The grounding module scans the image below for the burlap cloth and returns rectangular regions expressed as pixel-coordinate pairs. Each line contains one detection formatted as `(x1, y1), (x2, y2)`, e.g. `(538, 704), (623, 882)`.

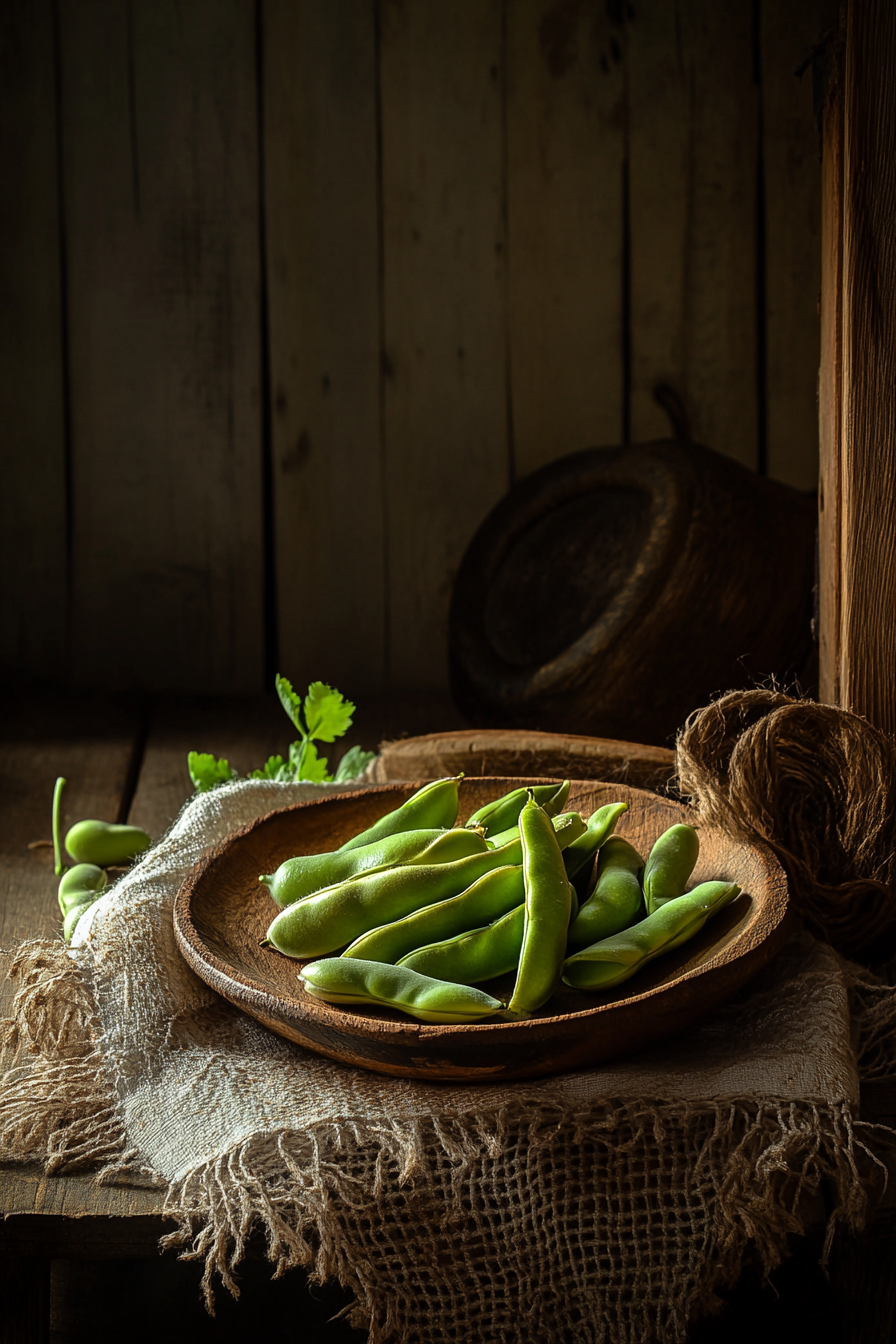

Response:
(2, 779), (895, 1344)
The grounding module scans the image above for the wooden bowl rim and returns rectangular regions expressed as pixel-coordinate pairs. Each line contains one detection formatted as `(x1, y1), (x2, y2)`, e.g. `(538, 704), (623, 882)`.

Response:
(173, 779), (791, 1044)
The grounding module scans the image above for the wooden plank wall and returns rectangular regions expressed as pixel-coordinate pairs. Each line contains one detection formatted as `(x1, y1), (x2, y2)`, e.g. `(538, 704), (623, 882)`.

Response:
(1, 0), (829, 700)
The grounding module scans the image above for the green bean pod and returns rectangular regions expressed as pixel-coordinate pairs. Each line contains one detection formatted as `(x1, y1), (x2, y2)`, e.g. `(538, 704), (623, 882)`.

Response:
(343, 864), (525, 965)
(65, 820), (151, 867)
(464, 781), (570, 837)
(63, 900), (97, 942)
(567, 835), (645, 952)
(267, 839), (524, 960)
(505, 795), (573, 1019)
(563, 801), (630, 893)
(338, 777), (462, 852)
(399, 904), (525, 985)
(299, 958), (503, 1024)
(58, 863), (107, 916)
(261, 827), (487, 908)
(562, 880), (742, 992)
(643, 824), (700, 914)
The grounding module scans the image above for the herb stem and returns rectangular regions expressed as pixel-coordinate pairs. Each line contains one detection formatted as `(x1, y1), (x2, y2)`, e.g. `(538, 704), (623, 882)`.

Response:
(52, 776), (68, 877)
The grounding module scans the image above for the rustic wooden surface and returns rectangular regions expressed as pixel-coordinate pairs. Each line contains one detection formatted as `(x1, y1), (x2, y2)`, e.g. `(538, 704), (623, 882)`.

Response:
(818, 0), (896, 736)
(2, 0), (831, 699)
(0, 694), (892, 1341)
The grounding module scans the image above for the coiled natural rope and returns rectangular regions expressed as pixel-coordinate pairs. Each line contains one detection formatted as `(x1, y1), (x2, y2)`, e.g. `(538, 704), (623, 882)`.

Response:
(675, 689), (896, 963)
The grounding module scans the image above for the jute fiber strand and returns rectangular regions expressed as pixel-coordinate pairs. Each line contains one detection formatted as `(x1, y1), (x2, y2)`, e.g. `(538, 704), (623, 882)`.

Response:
(0, 764), (893, 1344)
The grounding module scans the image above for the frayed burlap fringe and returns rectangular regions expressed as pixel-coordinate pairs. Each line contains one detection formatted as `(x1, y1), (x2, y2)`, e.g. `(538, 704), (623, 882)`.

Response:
(1, 937), (893, 1344)
(676, 689), (896, 962)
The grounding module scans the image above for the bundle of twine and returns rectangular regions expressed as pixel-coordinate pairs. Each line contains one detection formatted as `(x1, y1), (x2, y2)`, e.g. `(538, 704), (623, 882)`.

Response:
(675, 689), (896, 964)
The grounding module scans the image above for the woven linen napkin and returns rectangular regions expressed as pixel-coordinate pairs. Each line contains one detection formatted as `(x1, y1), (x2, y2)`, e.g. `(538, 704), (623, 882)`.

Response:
(0, 780), (882, 1344)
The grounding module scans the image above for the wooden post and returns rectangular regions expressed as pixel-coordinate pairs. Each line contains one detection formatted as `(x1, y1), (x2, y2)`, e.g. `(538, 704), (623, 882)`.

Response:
(819, 0), (896, 733)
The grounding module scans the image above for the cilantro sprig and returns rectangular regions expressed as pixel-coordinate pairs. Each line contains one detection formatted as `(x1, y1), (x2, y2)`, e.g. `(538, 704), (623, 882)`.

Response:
(187, 676), (375, 794)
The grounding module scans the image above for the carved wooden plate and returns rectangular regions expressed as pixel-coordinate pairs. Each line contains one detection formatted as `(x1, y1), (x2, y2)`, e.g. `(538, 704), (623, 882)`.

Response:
(173, 778), (792, 1081)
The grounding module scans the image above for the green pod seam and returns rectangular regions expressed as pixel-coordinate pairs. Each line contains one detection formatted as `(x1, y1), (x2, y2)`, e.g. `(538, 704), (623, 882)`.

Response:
(339, 777), (462, 852)
(399, 904), (525, 985)
(486, 807), (586, 852)
(506, 796), (573, 1019)
(464, 781), (571, 837)
(63, 897), (98, 943)
(562, 880), (742, 992)
(266, 838), (526, 960)
(343, 864), (525, 965)
(643, 824), (700, 914)
(567, 835), (645, 952)
(58, 863), (107, 916)
(261, 827), (486, 909)
(65, 820), (151, 867)
(563, 802), (630, 891)
(299, 957), (503, 1024)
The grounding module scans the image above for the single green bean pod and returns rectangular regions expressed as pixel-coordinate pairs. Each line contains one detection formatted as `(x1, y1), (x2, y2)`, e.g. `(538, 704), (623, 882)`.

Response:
(266, 838), (525, 960)
(567, 835), (644, 952)
(563, 801), (630, 894)
(57, 863), (107, 916)
(465, 780), (570, 838)
(63, 899), (97, 943)
(399, 904), (525, 985)
(505, 795), (573, 1019)
(562, 880), (741, 992)
(299, 957), (503, 1024)
(343, 864), (525, 965)
(339, 776), (462, 852)
(260, 826), (486, 909)
(643, 824), (700, 914)
(485, 807), (587, 852)
(65, 819), (151, 867)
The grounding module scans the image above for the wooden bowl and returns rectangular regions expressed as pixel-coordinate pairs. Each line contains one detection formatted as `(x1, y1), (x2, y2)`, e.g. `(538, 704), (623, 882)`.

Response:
(173, 778), (792, 1081)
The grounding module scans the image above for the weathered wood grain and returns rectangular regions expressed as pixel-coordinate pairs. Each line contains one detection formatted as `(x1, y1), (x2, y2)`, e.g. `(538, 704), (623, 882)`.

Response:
(627, 0), (759, 468)
(59, 0), (265, 695)
(379, 0), (509, 690)
(263, 0), (385, 696)
(830, 0), (896, 735)
(761, 0), (833, 489)
(0, 0), (68, 686)
(506, 0), (625, 476)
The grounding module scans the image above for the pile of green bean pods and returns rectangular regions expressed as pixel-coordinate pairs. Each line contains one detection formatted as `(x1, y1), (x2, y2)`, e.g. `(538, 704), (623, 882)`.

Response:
(262, 779), (742, 1025)
(52, 776), (152, 942)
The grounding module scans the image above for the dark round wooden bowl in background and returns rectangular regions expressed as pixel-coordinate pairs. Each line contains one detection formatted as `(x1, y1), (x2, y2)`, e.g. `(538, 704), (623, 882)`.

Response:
(173, 778), (792, 1082)
(449, 440), (817, 746)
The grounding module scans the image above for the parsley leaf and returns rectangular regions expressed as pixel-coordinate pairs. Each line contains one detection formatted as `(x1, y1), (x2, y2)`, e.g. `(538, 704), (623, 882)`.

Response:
(294, 741), (331, 784)
(249, 755), (289, 781)
(275, 675), (306, 734)
(334, 745), (376, 782)
(303, 682), (355, 743)
(188, 752), (235, 793)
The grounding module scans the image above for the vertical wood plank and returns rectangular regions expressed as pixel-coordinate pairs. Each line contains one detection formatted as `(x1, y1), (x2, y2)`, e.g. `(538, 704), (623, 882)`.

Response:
(834, 0), (896, 733)
(380, 0), (509, 690)
(263, 1), (384, 697)
(0, 0), (67, 684)
(60, 0), (264, 694)
(817, 24), (843, 707)
(761, 0), (833, 490)
(506, 0), (626, 477)
(627, 0), (759, 468)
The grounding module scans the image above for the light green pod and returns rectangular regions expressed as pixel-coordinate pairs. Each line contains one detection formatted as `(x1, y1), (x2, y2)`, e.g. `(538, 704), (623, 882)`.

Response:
(399, 904), (525, 985)
(567, 835), (644, 952)
(343, 864), (525, 964)
(58, 863), (107, 916)
(506, 796), (573, 1019)
(339, 777), (462, 852)
(465, 781), (570, 837)
(563, 801), (630, 892)
(562, 881), (742, 992)
(260, 827), (486, 908)
(63, 898), (97, 942)
(299, 958), (503, 1024)
(643, 824), (700, 914)
(266, 838), (526, 960)
(65, 820), (151, 867)
(486, 808), (587, 852)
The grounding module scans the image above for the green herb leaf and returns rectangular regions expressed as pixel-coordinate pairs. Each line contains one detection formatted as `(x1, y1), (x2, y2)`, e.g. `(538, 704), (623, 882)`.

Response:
(334, 746), (376, 782)
(188, 752), (235, 793)
(303, 681), (355, 743)
(250, 755), (289, 781)
(275, 675), (306, 735)
(294, 741), (331, 784)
